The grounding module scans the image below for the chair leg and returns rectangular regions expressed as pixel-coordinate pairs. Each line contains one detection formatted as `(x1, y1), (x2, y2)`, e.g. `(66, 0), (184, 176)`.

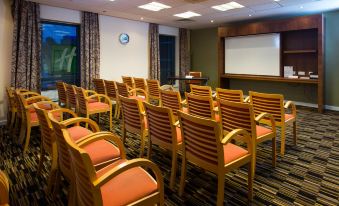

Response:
(216, 173), (225, 206)
(38, 147), (46, 174)
(280, 126), (286, 156)
(272, 136), (277, 167)
(293, 121), (297, 145)
(248, 160), (254, 201)
(9, 112), (16, 132)
(169, 150), (178, 190)
(147, 139), (152, 159)
(122, 126), (126, 144)
(109, 110), (112, 132)
(85, 114), (89, 129)
(23, 125), (32, 153)
(139, 133), (146, 157)
(68, 180), (77, 206)
(178, 155), (187, 197)
(252, 144), (257, 176)
(18, 120), (26, 145)
(47, 150), (58, 194)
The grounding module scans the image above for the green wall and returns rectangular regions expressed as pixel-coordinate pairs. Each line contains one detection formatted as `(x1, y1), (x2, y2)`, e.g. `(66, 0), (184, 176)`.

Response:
(190, 28), (218, 88)
(190, 10), (339, 106)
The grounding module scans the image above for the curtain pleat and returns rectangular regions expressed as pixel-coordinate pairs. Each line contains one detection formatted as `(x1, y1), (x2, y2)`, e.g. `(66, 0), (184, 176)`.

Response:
(149, 23), (160, 80)
(11, 0), (41, 91)
(80, 11), (100, 89)
(179, 28), (191, 89)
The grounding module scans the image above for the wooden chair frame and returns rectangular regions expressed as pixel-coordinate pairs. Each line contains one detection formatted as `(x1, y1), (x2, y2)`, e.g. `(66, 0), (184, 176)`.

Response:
(56, 81), (67, 107)
(216, 88), (250, 103)
(65, 84), (78, 113)
(159, 89), (186, 117)
(104, 80), (119, 118)
(185, 92), (217, 120)
(64, 131), (163, 206)
(122, 76), (135, 90)
(75, 87), (113, 131)
(144, 102), (182, 190)
(190, 84), (212, 97)
(218, 99), (277, 170)
(18, 92), (52, 153)
(5, 87), (17, 132)
(249, 91), (297, 156)
(33, 101), (60, 194)
(93, 78), (107, 95)
(119, 95), (148, 157)
(178, 111), (254, 205)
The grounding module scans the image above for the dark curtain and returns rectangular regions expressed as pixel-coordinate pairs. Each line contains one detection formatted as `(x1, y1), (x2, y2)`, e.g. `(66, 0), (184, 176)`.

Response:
(80, 11), (100, 89)
(11, 0), (41, 91)
(179, 28), (191, 89)
(149, 23), (160, 80)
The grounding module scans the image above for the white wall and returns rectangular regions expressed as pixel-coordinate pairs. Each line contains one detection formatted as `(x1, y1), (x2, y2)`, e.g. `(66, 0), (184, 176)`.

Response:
(0, 0), (13, 123)
(40, 5), (81, 23)
(100, 16), (149, 81)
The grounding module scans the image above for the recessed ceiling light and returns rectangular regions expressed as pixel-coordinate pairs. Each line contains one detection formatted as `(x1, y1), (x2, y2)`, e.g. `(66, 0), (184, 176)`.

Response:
(138, 2), (171, 11)
(174, 11), (201, 18)
(273, 0), (280, 2)
(109, 0), (115, 1)
(140, 17), (144, 20)
(210, 20), (214, 23)
(212, 1), (244, 11)
(300, 5), (304, 9)
(249, 14), (252, 16)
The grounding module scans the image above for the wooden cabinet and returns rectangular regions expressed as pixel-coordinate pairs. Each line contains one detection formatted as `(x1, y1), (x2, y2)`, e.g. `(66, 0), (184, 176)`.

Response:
(218, 14), (324, 112)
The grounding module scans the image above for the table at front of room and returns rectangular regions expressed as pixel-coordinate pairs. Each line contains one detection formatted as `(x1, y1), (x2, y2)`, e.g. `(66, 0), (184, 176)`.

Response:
(167, 76), (209, 86)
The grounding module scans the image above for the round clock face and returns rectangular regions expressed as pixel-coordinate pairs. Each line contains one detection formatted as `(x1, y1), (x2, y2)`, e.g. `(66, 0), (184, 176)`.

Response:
(119, 33), (129, 44)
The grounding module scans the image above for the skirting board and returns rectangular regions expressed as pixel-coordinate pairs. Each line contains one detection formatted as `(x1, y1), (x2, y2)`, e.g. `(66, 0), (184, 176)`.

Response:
(0, 102), (338, 126)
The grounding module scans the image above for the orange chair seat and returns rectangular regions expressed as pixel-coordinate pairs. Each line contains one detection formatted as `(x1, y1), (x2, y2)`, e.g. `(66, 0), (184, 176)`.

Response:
(82, 140), (121, 165)
(213, 100), (218, 107)
(215, 114), (220, 122)
(30, 111), (60, 123)
(97, 159), (158, 206)
(88, 102), (110, 112)
(223, 143), (248, 164)
(67, 126), (93, 142)
(285, 114), (295, 122)
(256, 125), (273, 137)
(88, 98), (98, 103)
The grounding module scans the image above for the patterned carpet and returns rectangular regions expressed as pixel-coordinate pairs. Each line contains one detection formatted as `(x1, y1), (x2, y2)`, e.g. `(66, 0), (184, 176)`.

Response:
(0, 106), (338, 206)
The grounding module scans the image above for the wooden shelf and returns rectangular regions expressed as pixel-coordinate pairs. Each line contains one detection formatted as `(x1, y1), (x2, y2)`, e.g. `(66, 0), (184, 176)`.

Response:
(221, 74), (319, 84)
(283, 50), (317, 54)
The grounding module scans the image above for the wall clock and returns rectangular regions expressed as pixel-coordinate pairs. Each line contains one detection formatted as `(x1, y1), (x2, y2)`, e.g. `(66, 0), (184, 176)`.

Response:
(119, 33), (129, 45)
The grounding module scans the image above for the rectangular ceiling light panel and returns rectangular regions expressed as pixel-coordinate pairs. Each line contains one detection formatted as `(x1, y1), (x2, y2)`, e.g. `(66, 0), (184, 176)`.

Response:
(174, 11), (201, 18)
(138, 2), (171, 11)
(212, 1), (244, 11)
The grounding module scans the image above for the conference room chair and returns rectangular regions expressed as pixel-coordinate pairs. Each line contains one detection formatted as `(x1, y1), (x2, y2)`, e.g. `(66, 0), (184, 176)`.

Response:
(56, 81), (67, 107)
(134, 77), (147, 91)
(144, 102), (182, 190)
(178, 111), (254, 205)
(93, 78), (107, 95)
(65, 84), (78, 113)
(75, 87), (113, 131)
(5, 87), (17, 132)
(104, 80), (119, 118)
(18, 92), (52, 153)
(119, 95), (148, 157)
(185, 92), (219, 122)
(122, 76), (134, 89)
(159, 89), (186, 117)
(216, 88), (250, 103)
(64, 131), (164, 206)
(249, 91), (297, 156)
(0, 170), (9, 206)
(146, 79), (174, 105)
(116, 82), (148, 102)
(218, 99), (277, 169)
(190, 84), (218, 106)
(48, 110), (124, 205)
(33, 101), (61, 194)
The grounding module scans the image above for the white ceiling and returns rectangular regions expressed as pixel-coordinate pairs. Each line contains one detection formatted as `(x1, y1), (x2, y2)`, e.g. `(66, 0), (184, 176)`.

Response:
(31, 0), (339, 29)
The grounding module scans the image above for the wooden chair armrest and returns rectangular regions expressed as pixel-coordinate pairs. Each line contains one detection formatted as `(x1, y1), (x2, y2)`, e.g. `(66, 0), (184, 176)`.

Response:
(33, 101), (59, 109)
(16, 89), (30, 93)
(255, 112), (276, 132)
(212, 93), (217, 99)
(221, 129), (252, 148)
(244, 96), (250, 103)
(76, 132), (126, 159)
(60, 117), (100, 132)
(25, 96), (51, 105)
(181, 99), (187, 106)
(49, 108), (78, 119)
(173, 120), (180, 127)
(85, 90), (97, 96)
(284, 101), (297, 116)
(93, 158), (163, 190)
(87, 94), (112, 106)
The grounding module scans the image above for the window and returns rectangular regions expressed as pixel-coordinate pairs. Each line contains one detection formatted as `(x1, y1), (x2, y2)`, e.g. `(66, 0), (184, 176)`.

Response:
(159, 35), (176, 85)
(41, 22), (80, 93)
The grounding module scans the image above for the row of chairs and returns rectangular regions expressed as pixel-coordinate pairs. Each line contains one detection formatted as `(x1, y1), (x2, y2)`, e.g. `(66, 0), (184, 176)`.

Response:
(10, 88), (165, 205)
